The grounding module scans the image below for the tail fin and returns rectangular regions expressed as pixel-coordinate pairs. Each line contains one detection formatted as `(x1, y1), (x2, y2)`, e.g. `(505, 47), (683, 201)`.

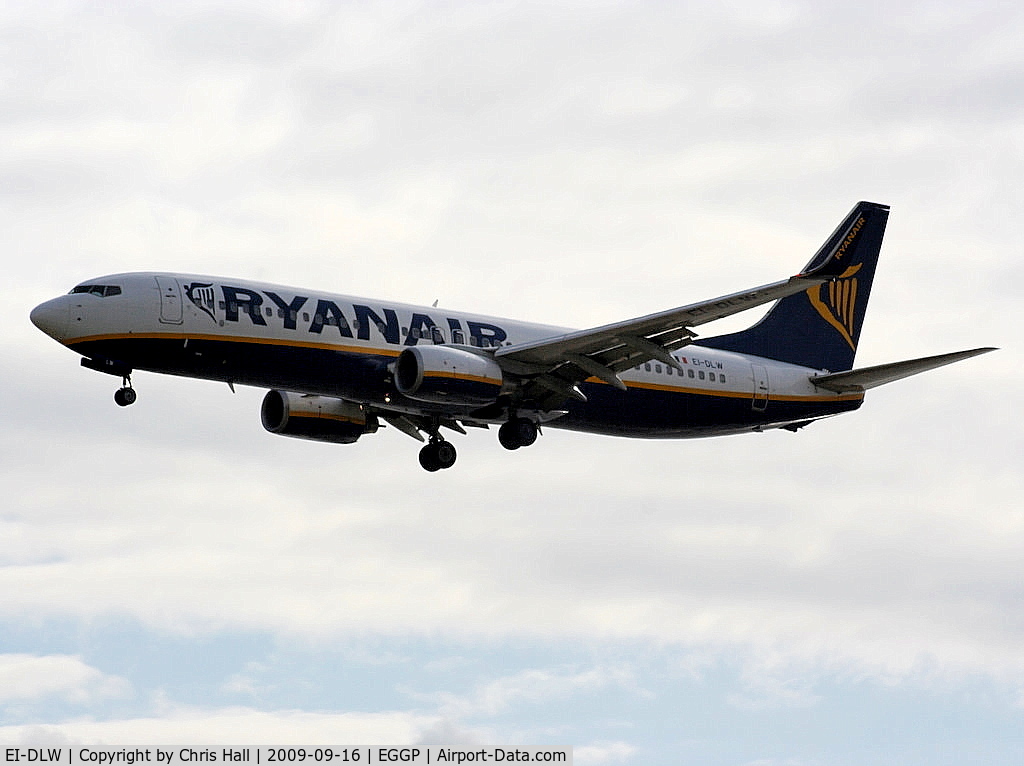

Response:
(698, 201), (890, 371)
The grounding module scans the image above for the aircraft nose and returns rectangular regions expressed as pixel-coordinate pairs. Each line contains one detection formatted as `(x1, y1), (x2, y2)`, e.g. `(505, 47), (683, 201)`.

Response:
(30, 297), (70, 341)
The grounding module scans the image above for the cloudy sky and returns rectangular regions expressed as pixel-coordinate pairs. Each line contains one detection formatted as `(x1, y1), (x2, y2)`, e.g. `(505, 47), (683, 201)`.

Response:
(2, 1), (1022, 763)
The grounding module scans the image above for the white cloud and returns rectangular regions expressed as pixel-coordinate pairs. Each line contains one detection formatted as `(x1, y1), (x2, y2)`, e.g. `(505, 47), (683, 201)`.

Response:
(575, 741), (638, 765)
(424, 665), (642, 719)
(0, 654), (130, 705)
(0, 706), (438, 748)
(726, 665), (822, 711)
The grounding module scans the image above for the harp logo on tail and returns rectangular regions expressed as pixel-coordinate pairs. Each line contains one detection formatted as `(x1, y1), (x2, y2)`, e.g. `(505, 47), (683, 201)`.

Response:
(807, 264), (862, 351)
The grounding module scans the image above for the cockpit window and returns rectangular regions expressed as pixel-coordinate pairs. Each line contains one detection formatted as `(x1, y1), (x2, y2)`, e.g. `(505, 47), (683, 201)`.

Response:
(70, 285), (122, 297)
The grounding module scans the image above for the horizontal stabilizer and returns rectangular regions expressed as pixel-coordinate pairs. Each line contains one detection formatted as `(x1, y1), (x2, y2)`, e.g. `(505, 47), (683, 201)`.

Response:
(810, 347), (997, 392)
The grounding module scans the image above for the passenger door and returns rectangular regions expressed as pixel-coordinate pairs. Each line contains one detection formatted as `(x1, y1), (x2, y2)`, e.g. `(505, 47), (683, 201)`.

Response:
(751, 364), (769, 412)
(156, 275), (183, 324)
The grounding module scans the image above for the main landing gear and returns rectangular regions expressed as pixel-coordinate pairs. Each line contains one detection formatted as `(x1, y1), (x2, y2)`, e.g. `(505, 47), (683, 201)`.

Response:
(498, 417), (538, 451)
(113, 375), (137, 407)
(415, 415), (539, 472)
(419, 437), (457, 472)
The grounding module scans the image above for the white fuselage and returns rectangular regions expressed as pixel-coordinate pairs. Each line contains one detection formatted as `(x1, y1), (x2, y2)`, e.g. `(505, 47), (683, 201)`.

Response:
(31, 272), (862, 439)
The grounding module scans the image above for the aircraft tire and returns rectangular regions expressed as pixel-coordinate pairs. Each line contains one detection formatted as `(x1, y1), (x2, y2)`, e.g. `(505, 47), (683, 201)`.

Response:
(419, 440), (456, 471)
(114, 387), (137, 407)
(419, 444), (442, 472)
(513, 418), (537, 447)
(499, 418), (536, 450)
(498, 421), (521, 450)
(436, 440), (457, 469)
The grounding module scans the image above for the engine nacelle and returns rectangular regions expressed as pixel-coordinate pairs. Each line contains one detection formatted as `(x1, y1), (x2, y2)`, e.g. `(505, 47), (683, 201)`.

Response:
(261, 390), (379, 444)
(395, 345), (504, 405)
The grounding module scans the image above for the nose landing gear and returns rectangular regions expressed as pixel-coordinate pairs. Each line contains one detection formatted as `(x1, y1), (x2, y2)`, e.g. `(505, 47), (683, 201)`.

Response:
(80, 358), (137, 407)
(419, 437), (457, 472)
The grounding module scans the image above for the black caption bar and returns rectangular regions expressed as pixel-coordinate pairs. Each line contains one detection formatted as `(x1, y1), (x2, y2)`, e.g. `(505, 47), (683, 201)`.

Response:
(3, 748), (572, 766)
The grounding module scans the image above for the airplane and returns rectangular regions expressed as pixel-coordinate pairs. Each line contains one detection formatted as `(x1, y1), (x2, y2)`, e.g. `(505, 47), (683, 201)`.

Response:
(30, 201), (994, 471)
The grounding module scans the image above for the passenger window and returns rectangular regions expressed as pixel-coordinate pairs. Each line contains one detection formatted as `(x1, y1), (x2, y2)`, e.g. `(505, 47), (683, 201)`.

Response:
(655, 364), (662, 374)
(303, 312), (310, 322)
(699, 371), (705, 380)
(720, 374), (726, 384)
(708, 373), (715, 382)
(687, 369), (694, 378)
(644, 363), (651, 372)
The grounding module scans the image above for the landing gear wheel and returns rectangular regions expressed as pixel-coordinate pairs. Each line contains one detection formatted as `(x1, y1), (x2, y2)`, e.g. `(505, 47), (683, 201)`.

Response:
(114, 386), (137, 407)
(435, 440), (457, 469)
(418, 445), (441, 472)
(498, 421), (520, 450)
(514, 418), (538, 447)
(419, 439), (457, 472)
(498, 417), (537, 450)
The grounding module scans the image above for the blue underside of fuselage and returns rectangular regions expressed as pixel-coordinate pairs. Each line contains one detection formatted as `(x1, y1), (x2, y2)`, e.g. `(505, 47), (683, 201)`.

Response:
(69, 336), (862, 437)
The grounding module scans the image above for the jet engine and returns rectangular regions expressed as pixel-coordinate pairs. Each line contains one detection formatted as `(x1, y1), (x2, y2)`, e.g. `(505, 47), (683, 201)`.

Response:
(261, 390), (379, 444)
(395, 345), (503, 405)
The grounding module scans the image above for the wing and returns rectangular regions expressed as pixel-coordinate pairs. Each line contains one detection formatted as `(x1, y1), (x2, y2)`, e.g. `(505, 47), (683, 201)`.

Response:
(493, 202), (882, 406)
(493, 276), (821, 404)
(494, 273), (846, 405)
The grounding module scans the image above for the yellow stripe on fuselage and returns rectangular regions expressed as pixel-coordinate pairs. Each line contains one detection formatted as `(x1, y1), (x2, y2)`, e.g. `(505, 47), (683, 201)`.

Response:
(586, 377), (864, 403)
(68, 330), (402, 358)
